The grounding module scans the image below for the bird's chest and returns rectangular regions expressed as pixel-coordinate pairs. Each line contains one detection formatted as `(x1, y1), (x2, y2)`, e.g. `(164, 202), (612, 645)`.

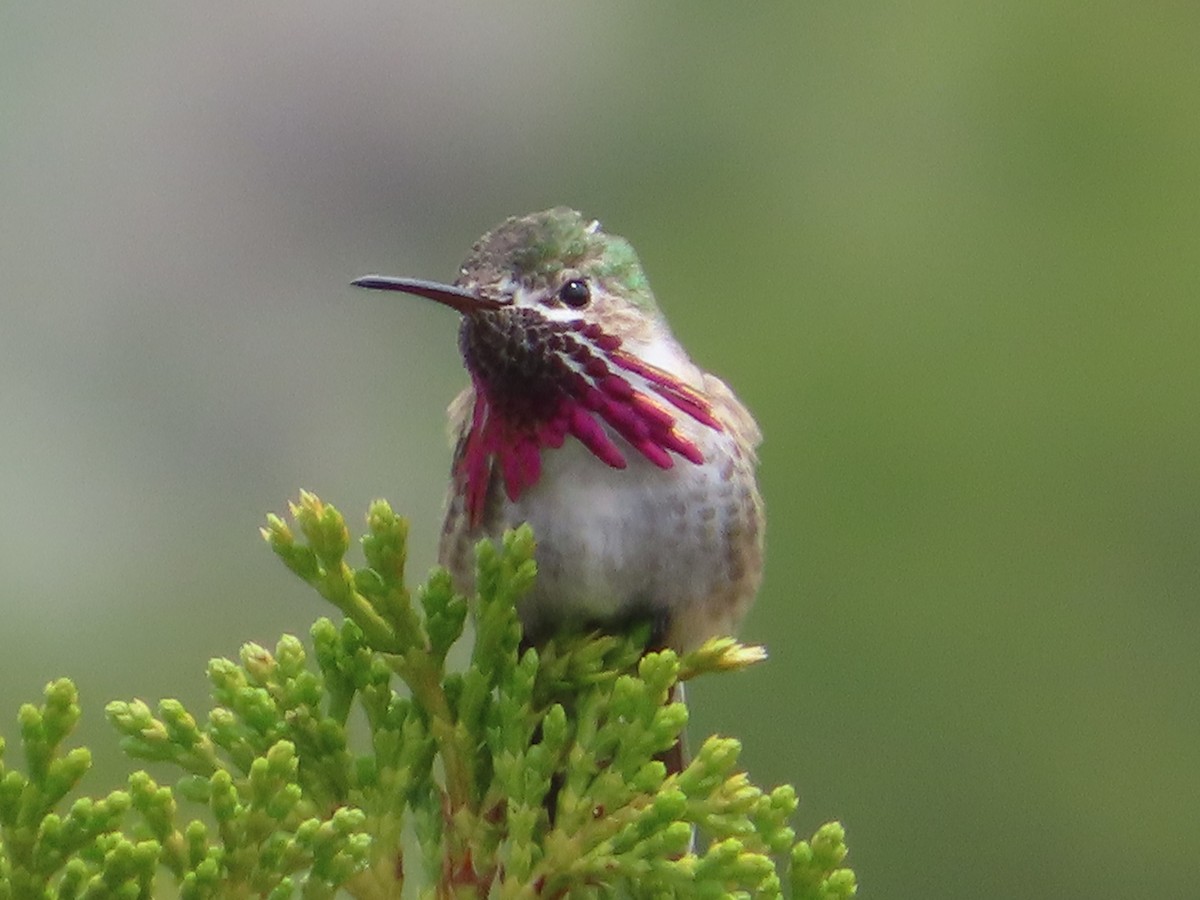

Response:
(443, 426), (747, 639)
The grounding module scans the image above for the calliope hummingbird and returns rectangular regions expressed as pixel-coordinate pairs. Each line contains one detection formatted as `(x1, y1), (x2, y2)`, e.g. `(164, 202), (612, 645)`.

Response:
(354, 208), (764, 653)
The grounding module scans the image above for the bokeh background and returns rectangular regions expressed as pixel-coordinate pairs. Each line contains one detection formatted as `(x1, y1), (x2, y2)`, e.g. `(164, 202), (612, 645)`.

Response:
(3, 4), (1197, 896)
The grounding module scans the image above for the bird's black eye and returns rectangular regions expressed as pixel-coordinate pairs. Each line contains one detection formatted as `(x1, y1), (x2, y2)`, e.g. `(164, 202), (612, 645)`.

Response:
(558, 278), (591, 308)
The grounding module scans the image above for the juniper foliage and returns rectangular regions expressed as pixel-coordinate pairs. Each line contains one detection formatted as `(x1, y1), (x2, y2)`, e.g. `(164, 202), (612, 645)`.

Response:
(0, 493), (855, 898)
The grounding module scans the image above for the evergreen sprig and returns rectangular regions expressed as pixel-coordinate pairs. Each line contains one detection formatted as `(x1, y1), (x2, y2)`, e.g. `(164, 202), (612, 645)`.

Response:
(0, 492), (856, 897)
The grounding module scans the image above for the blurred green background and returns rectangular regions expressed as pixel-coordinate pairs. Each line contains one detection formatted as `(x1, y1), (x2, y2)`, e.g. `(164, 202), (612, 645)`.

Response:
(2, 4), (1197, 896)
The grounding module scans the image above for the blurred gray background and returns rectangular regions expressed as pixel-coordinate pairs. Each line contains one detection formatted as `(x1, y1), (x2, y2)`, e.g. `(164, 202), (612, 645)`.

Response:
(2, 4), (1198, 897)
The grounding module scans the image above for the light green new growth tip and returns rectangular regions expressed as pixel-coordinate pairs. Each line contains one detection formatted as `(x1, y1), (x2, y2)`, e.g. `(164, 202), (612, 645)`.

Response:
(0, 493), (855, 898)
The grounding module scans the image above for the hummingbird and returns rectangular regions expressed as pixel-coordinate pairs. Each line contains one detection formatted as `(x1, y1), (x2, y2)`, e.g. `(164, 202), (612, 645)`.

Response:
(354, 208), (764, 654)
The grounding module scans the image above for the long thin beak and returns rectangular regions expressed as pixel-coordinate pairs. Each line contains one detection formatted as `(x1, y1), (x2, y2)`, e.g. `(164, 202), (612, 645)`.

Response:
(351, 275), (502, 313)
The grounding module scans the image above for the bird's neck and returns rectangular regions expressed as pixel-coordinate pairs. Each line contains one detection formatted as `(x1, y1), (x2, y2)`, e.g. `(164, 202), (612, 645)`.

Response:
(455, 336), (723, 528)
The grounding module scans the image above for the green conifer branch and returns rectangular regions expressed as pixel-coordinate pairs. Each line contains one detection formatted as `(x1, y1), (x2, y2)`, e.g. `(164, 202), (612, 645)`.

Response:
(0, 493), (856, 897)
